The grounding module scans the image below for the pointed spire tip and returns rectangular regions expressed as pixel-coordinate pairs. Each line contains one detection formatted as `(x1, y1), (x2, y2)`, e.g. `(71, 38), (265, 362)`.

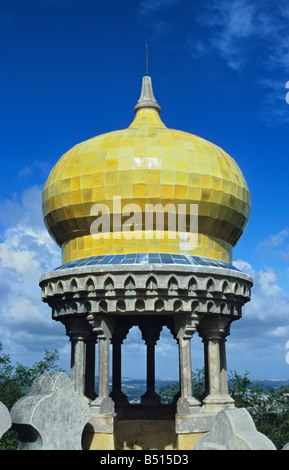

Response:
(134, 75), (161, 114)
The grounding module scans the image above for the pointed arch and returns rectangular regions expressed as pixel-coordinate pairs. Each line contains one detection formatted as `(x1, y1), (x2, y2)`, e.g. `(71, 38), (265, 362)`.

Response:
(70, 278), (78, 291)
(104, 276), (114, 291)
(146, 275), (158, 291)
(222, 280), (230, 294)
(168, 276), (178, 291)
(86, 277), (95, 291)
(57, 281), (63, 293)
(206, 278), (215, 292)
(188, 277), (197, 293)
(124, 275), (136, 290)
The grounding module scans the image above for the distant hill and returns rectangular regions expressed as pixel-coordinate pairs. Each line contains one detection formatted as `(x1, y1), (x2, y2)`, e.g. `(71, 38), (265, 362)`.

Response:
(94, 377), (289, 403)
(95, 377), (179, 403)
(251, 379), (289, 390)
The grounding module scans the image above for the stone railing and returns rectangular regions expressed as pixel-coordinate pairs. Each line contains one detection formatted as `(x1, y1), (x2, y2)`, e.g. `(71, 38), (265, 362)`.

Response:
(1, 374), (288, 450)
(1, 372), (90, 450)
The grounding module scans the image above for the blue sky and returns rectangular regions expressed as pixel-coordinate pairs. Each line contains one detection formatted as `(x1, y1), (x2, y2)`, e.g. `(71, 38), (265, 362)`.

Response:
(0, 0), (289, 381)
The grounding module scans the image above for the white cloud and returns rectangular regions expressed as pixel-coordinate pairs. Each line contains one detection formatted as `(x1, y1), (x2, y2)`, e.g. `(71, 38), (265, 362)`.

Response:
(233, 259), (289, 342)
(258, 228), (289, 249)
(227, 259), (289, 378)
(8, 299), (47, 325)
(0, 185), (44, 229)
(193, 0), (289, 71)
(197, 0), (256, 70)
(257, 228), (289, 260)
(193, 0), (289, 121)
(0, 186), (67, 368)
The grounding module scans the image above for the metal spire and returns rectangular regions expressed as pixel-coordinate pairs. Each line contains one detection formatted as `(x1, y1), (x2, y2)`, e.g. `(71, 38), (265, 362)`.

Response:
(134, 46), (161, 114)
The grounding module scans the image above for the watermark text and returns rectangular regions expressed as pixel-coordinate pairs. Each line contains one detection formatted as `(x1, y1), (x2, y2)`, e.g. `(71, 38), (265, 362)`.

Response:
(90, 196), (198, 248)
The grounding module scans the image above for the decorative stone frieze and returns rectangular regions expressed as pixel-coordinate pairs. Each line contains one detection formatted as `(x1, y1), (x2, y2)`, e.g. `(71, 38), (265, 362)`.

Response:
(40, 264), (252, 321)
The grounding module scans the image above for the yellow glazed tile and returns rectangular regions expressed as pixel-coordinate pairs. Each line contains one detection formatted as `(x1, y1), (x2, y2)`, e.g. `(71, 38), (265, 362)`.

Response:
(105, 172), (119, 185)
(43, 99), (250, 264)
(162, 171), (175, 184)
(147, 184), (161, 198)
(133, 184), (147, 198)
(147, 170), (161, 184)
(118, 158), (133, 170)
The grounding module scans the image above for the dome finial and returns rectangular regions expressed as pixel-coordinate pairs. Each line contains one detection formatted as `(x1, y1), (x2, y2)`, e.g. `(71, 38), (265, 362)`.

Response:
(134, 47), (161, 114)
(134, 74), (161, 114)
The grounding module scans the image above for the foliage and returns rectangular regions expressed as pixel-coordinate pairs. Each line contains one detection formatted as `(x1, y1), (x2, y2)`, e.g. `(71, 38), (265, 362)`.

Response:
(157, 381), (179, 404)
(229, 370), (289, 450)
(0, 343), (63, 450)
(158, 368), (289, 450)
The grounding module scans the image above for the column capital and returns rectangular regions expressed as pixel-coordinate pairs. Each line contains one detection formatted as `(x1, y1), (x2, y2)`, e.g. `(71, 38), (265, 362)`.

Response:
(88, 314), (115, 340)
(198, 316), (232, 341)
(173, 314), (199, 340)
(139, 324), (162, 345)
(111, 325), (131, 345)
(63, 318), (91, 342)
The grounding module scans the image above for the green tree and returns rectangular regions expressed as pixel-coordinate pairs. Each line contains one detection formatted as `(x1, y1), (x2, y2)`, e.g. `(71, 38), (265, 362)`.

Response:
(229, 370), (289, 449)
(158, 368), (289, 450)
(0, 343), (63, 450)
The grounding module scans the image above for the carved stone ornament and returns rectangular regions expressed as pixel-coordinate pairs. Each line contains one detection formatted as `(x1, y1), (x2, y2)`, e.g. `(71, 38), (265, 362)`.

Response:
(40, 263), (252, 322)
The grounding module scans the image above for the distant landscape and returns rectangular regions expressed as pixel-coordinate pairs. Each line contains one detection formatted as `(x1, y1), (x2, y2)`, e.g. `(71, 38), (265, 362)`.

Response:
(120, 377), (179, 403)
(96, 377), (289, 404)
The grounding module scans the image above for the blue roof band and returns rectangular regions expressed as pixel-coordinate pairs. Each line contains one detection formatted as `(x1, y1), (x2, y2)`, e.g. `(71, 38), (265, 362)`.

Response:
(54, 253), (239, 271)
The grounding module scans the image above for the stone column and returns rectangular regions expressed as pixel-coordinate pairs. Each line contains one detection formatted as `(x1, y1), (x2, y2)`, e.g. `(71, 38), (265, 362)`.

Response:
(98, 334), (110, 400)
(85, 333), (97, 400)
(219, 326), (234, 407)
(199, 317), (234, 412)
(110, 325), (130, 406)
(65, 319), (90, 396)
(139, 324), (162, 406)
(174, 315), (201, 416)
(88, 315), (115, 419)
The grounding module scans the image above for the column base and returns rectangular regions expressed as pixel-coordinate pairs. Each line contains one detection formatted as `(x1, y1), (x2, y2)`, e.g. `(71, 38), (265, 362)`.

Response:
(87, 414), (116, 434)
(90, 396), (115, 413)
(176, 396), (202, 415)
(201, 394), (235, 413)
(89, 397), (116, 433)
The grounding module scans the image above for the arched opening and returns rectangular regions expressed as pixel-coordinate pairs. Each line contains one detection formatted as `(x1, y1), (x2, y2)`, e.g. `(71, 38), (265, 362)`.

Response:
(191, 333), (205, 401)
(155, 326), (179, 404)
(121, 326), (146, 403)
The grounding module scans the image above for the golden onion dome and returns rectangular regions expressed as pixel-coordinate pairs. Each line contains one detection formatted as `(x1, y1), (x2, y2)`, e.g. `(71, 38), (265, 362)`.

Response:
(42, 76), (251, 265)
